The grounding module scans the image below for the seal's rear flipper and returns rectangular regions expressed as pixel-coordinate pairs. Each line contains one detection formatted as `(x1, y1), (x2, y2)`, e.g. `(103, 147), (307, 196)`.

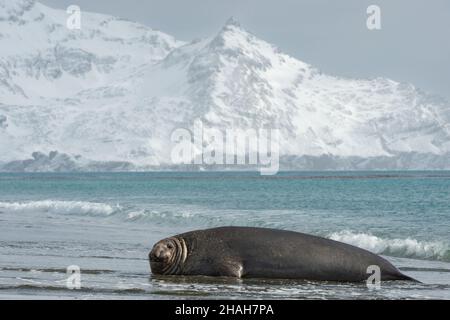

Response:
(393, 271), (421, 283)
(401, 274), (421, 283)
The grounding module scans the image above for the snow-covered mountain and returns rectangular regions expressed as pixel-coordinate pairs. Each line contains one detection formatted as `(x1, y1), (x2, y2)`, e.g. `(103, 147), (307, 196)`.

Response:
(1, 0), (449, 171)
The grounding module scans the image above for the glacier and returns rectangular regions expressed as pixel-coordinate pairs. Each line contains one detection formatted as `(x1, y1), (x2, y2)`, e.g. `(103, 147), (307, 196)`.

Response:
(0, 0), (449, 171)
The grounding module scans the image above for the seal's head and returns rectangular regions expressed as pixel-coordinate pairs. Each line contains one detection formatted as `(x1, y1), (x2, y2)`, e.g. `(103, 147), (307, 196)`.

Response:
(149, 237), (187, 275)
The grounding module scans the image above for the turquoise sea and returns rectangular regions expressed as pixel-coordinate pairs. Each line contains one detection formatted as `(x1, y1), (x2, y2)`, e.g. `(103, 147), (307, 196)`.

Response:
(0, 171), (449, 299)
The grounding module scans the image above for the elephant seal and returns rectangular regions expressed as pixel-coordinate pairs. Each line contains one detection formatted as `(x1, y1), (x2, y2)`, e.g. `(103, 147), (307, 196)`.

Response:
(149, 226), (415, 282)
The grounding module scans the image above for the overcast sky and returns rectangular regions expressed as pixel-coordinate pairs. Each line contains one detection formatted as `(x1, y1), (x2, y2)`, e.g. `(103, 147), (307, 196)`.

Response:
(40, 0), (450, 99)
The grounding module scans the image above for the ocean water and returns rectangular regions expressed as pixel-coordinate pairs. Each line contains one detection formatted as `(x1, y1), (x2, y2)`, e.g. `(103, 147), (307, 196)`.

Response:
(0, 171), (449, 300)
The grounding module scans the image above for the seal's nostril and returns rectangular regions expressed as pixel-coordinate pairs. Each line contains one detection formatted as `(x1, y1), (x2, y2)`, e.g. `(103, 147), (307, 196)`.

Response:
(149, 249), (165, 262)
(149, 250), (159, 260)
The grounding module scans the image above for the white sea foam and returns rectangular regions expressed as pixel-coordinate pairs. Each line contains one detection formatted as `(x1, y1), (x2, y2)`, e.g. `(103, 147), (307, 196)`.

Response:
(126, 210), (194, 221)
(0, 200), (119, 216)
(329, 230), (450, 262)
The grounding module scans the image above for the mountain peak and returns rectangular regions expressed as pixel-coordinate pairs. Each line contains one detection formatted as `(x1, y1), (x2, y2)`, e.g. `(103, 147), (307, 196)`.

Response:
(205, 17), (249, 52)
(224, 16), (241, 28)
(220, 17), (247, 35)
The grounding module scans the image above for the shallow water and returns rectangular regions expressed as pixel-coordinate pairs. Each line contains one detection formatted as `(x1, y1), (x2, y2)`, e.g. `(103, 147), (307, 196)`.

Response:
(0, 172), (449, 299)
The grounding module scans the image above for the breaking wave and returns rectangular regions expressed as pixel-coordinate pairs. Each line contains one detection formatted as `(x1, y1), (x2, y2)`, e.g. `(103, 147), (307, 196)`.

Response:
(0, 200), (120, 216)
(329, 230), (450, 262)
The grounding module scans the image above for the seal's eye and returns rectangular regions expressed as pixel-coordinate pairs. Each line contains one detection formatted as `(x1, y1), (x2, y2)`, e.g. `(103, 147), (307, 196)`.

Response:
(167, 243), (174, 249)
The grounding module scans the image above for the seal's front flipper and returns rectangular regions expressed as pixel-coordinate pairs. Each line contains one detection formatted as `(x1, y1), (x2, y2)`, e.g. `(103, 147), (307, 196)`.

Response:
(214, 260), (244, 278)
